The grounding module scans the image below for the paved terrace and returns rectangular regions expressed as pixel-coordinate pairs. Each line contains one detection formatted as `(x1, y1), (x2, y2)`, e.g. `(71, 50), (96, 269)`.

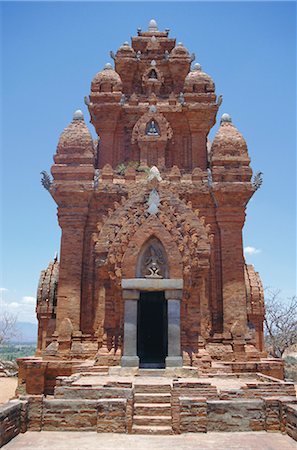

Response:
(3, 431), (297, 450)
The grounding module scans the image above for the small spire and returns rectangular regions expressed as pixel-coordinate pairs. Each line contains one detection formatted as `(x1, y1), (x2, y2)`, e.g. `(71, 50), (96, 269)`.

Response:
(220, 113), (232, 124)
(73, 110), (84, 121)
(148, 19), (158, 32)
(193, 63), (202, 71)
(123, 41), (129, 46)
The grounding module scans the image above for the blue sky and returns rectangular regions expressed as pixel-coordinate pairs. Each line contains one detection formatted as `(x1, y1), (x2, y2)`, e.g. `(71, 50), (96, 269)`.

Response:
(1, 1), (296, 323)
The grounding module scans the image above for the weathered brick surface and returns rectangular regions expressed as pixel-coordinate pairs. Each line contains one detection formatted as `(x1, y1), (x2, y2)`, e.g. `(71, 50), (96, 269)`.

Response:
(171, 381), (218, 433)
(27, 395), (43, 431)
(54, 386), (133, 400)
(97, 399), (128, 433)
(42, 399), (98, 431)
(265, 398), (281, 431)
(207, 399), (265, 432)
(285, 403), (297, 441)
(179, 397), (207, 432)
(0, 400), (27, 447)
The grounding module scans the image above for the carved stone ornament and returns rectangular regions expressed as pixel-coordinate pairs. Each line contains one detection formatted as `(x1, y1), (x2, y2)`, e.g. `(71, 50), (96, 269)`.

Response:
(147, 188), (160, 215)
(148, 166), (162, 182)
(140, 240), (166, 278)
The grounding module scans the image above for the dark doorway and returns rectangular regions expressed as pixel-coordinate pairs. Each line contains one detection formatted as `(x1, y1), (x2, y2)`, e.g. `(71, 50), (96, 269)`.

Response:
(137, 291), (167, 368)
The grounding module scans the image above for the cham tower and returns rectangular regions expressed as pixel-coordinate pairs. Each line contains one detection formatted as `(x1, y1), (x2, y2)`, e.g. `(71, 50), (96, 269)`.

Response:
(18, 20), (285, 398)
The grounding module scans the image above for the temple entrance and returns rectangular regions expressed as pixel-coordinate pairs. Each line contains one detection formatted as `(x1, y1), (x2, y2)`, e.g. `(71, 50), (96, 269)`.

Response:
(137, 291), (167, 368)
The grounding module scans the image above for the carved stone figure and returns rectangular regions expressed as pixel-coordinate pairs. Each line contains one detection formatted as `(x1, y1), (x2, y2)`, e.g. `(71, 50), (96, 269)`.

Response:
(146, 120), (159, 136)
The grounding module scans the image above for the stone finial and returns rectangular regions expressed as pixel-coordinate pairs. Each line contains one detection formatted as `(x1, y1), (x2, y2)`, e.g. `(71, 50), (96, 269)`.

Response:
(101, 164), (114, 182)
(73, 110), (84, 121)
(148, 166), (162, 182)
(151, 59), (157, 66)
(193, 63), (202, 71)
(169, 92), (176, 106)
(169, 165), (181, 182)
(124, 166), (136, 181)
(192, 167), (204, 182)
(129, 93), (139, 106)
(220, 113), (232, 124)
(123, 41), (129, 46)
(104, 63), (113, 70)
(148, 19), (158, 32)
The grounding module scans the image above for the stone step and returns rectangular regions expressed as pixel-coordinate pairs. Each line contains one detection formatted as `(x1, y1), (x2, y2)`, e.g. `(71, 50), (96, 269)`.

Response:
(132, 424), (172, 435)
(134, 403), (171, 416)
(137, 369), (166, 376)
(134, 384), (171, 394)
(133, 415), (172, 426)
(73, 366), (109, 374)
(249, 391), (296, 397)
(134, 393), (171, 403)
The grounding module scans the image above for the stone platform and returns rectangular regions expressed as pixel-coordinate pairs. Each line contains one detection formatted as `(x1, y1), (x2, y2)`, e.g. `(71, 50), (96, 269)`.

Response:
(1, 367), (297, 446)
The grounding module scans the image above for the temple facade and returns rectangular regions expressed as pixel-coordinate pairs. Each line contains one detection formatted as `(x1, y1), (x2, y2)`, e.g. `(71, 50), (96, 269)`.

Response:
(34, 20), (267, 373)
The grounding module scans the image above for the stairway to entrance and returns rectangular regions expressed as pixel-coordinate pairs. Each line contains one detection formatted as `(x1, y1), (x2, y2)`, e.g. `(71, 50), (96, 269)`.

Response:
(132, 383), (172, 434)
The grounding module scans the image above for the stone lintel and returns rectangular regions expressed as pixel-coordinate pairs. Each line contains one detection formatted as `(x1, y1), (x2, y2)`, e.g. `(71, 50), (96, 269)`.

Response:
(122, 289), (140, 300)
(165, 289), (183, 300)
(122, 278), (183, 291)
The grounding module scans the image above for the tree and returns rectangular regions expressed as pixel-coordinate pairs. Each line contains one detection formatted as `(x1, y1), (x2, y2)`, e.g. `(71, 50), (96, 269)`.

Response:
(264, 290), (297, 358)
(0, 311), (18, 345)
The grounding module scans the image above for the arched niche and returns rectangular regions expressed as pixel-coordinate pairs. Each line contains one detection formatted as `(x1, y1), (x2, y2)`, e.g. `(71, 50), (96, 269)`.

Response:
(145, 119), (160, 136)
(136, 236), (169, 279)
(121, 218), (183, 279)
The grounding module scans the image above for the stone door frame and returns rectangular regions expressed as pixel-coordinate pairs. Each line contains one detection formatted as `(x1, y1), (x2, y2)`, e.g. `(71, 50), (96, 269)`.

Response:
(121, 278), (183, 368)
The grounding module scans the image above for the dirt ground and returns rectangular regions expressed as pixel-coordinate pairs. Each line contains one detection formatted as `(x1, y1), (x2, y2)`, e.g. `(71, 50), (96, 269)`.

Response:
(0, 377), (18, 404)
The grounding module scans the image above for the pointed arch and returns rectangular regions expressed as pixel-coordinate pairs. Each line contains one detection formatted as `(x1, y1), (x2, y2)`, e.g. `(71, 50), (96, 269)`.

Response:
(122, 216), (183, 279)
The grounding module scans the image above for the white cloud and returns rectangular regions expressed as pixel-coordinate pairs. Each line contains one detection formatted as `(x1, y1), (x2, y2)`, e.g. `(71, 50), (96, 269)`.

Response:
(22, 296), (36, 304)
(0, 288), (8, 292)
(9, 302), (20, 308)
(1, 295), (36, 323)
(244, 246), (261, 255)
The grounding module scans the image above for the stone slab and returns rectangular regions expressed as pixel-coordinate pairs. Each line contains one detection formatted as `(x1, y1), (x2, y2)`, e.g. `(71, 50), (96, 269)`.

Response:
(122, 279), (183, 291)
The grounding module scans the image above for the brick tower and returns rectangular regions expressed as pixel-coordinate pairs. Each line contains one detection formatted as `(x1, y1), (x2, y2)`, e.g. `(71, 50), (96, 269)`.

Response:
(18, 20), (284, 395)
